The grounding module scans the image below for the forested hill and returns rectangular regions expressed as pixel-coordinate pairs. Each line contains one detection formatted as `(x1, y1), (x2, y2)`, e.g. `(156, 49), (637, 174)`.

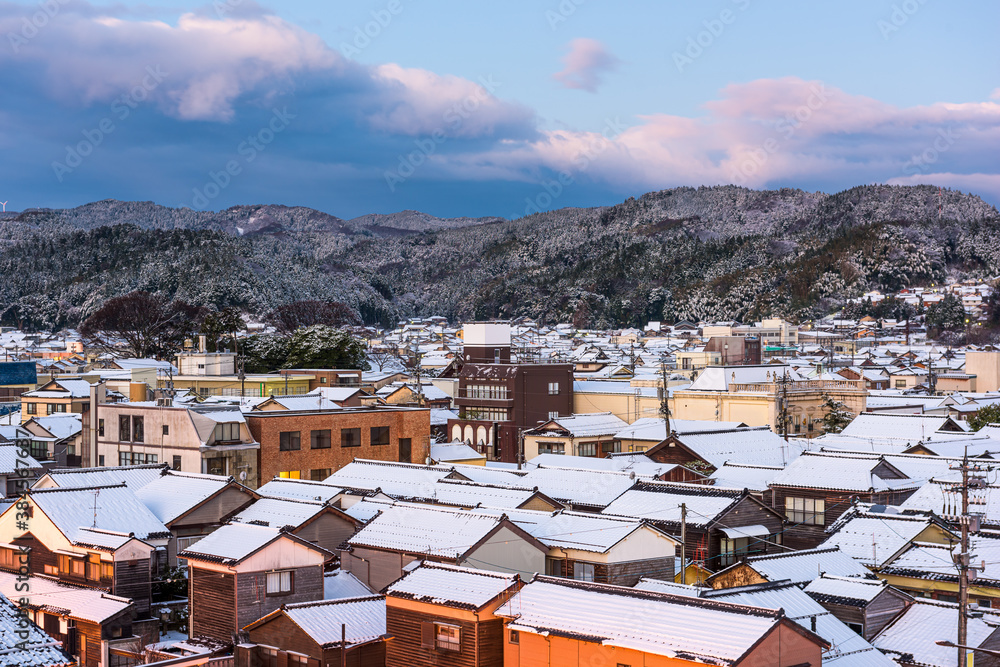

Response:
(1, 184), (998, 330)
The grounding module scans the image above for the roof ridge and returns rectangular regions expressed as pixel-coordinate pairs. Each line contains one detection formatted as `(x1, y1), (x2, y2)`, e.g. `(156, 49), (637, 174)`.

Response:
(284, 595), (384, 610)
(46, 463), (167, 475)
(417, 561), (519, 578)
(29, 483), (128, 494)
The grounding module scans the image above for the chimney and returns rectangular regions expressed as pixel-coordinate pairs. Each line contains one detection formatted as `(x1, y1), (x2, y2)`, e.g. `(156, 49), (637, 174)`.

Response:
(198, 335), (207, 353)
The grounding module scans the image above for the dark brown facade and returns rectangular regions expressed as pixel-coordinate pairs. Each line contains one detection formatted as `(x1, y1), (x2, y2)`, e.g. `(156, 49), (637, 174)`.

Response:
(238, 605), (385, 667)
(805, 585), (912, 641)
(451, 363), (573, 463)
(246, 407), (431, 485)
(386, 606), (503, 667)
(704, 336), (761, 365)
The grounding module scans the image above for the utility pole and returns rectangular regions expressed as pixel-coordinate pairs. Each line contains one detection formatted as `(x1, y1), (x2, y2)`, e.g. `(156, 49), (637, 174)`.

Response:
(946, 450), (989, 667)
(659, 356), (671, 437)
(680, 503), (687, 585)
(776, 370), (791, 442)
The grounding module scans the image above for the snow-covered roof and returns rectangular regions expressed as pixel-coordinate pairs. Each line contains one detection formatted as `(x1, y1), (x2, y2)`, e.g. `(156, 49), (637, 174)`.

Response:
(669, 427), (801, 468)
(871, 599), (1000, 667)
(0, 571), (133, 624)
(324, 570), (375, 600)
(347, 503), (515, 558)
(839, 412), (968, 442)
(526, 453), (680, 478)
(29, 484), (170, 544)
(709, 463), (784, 492)
(33, 463), (167, 490)
(232, 497), (327, 528)
(324, 459), (454, 496)
(23, 378), (92, 398)
(0, 592), (73, 667)
(688, 365), (804, 391)
(518, 466), (638, 509)
(769, 452), (918, 493)
(819, 506), (952, 568)
(614, 417), (747, 442)
(280, 596), (386, 647)
(496, 577), (794, 664)
(133, 470), (237, 524)
(386, 562), (518, 609)
(723, 547), (873, 585)
(0, 445), (42, 475)
(602, 480), (747, 527)
(27, 414), (82, 441)
(181, 522), (324, 564)
(256, 477), (343, 503)
(804, 574), (891, 605)
(527, 413), (628, 438)
(429, 441), (485, 463)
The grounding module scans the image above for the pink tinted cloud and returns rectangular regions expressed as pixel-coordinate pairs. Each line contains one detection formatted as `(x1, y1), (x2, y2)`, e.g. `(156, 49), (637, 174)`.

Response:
(552, 38), (620, 93)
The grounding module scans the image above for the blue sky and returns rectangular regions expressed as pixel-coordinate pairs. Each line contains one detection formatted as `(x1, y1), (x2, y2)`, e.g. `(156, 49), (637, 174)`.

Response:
(1, 0), (998, 218)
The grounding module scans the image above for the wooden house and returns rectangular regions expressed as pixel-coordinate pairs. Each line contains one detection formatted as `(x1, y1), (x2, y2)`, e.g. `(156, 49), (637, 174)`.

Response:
(231, 495), (362, 556)
(181, 522), (333, 644)
(602, 480), (786, 571)
(768, 452), (921, 549)
(340, 502), (547, 591)
(0, 592), (75, 667)
(385, 562), (520, 667)
(707, 546), (874, 590)
(495, 576), (830, 667)
(0, 571), (141, 667)
(238, 595), (387, 667)
(804, 574), (913, 641)
(0, 483), (170, 616)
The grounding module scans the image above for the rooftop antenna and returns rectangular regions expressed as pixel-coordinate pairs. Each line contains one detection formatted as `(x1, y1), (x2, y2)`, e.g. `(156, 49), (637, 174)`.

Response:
(92, 489), (101, 527)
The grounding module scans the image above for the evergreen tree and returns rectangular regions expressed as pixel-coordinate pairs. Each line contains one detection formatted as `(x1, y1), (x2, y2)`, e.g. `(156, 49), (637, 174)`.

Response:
(820, 394), (854, 434)
(968, 404), (1000, 432)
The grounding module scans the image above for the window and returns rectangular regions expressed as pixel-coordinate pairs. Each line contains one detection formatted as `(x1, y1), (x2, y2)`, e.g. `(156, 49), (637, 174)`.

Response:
(341, 428), (361, 447)
(205, 457), (225, 474)
(260, 647), (278, 667)
(509, 630), (519, 644)
(399, 438), (412, 463)
(98, 419), (104, 437)
(25, 402), (36, 415)
(548, 382), (560, 395)
(132, 416), (144, 443)
(573, 562), (595, 582)
(370, 426), (390, 446)
(266, 570), (293, 595)
(847, 622), (863, 635)
(548, 411), (559, 420)
(545, 558), (562, 577)
(682, 358), (692, 370)
(172, 455), (181, 471)
(119, 415), (131, 442)
(785, 497), (825, 525)
(29, 441), (47, 460)
(287, 655), (309, 667)
(436, 623), (461, 651)
(310, 429), (331, 449)
(895, 379), (907, 388)
(310, 468), (331, 482)
(538, 442), (565, 455)
(279, 431), (301, 451)
(979, 599), (992, 609)
(214, 422), (240, 442)
(578, 443), (597, 457)
(162, 425), (169, 436)
(278, 471), (301, 479)
(98, 455), (105, 466)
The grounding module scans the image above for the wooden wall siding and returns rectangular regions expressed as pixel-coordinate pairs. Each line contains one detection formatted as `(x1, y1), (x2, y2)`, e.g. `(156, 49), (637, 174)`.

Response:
(342, 547), (424, 592)
(386, 607), (482, 667)
(190, 566), (237, 643)
(13, 532), (56, 576)
(248, 613), (322, 658)
(176, 487), (255, 530)
(865, 590), (911, 640)
(77, 619), (103, 667)
(770, 487), (919, 550)
(547, 557), (675, 587)
(115, 558), (152, 615)
(476, 619), (504, 667)
(236, 565), (324, 630)
(294, 512), (357, 556)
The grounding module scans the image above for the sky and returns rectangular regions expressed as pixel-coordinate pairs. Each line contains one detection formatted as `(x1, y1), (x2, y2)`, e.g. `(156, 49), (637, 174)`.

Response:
(1, 0), (998, 219)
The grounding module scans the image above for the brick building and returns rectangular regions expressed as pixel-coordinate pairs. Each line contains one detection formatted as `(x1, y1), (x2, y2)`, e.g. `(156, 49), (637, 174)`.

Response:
(245, 405), (431, 485)
(448, 322), (573, 463)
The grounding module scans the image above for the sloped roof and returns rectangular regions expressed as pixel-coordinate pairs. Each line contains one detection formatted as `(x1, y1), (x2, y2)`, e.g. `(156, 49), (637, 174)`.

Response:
(324, 570), (375, 600)
(666, 427), (801, 468)
(820, 506), (953, 568)
(256, 477), (343, 503)
(232, 497), (327, 528)
(0, 445), (42, 475)
(709, 463), (784, 492)
(23, 379), (92, 398)
(518, 466), (638, 509)
(496, 577), (803, 664)
(275, 596), (386, 648)
(769, 452), (917, 493)
(324, 459), (456, 496)
(871, 599), (1000, 667)
(602, 481), (745, 527)
(526, 413), (628, 438)
(840, 412), (968, 442)
(0, 592), (74, 666)
(346, 504), (512, 558)
(0, 571), (132, 624)
(34, 464), (168, 490)
(804, 574), (892, 606)
(386, 562), (518, 610)
(728, 547), (873, 585)
(29, 484), (170, 544)
(614, 418), (747, 442)
(134, 470), (241, 525)
(181, 522), (328, 564)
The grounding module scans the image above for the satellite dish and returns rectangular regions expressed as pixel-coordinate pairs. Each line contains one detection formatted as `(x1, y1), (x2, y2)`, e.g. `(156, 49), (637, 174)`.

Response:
(239, 471), (247, 481)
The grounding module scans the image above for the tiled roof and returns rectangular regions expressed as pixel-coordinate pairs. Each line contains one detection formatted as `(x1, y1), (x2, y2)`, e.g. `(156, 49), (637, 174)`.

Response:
(323, 570), (375, 600)
(602, 480), (745, 527)
(819, 506), (952, 568)
(733, 547), (873, 585)
(134, 470), (236, 524)
(0, 593), (73, 666)
(518, 466), (638, 509)
(29, 483), (170, 544)
(256, 477), (343, 503)
(281, 596), (386, 648)
(709, 463), (784, 492)
(672, 427), (802, 468)
(0, 571), (133, 624)
(804, 574), (891, 606)
(34, 464), (168, 490)
(526, 413), (628, 438)
(769, 452), (918, 493)
(346, 504), (508, 558)
(871, 599), (1000, 667)
(386, 562), (518, 609)
(496, 577), (790, 665)
(232, 497), (326, 528)
(182, 522), (292, 564)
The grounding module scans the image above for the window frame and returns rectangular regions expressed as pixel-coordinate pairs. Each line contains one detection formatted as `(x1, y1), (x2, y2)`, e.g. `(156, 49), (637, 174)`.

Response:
(214, 422), (241, 442)
(784, 497), (825, 525)
(573, 562), (595, 582)
(341, 428), (361, 448)
(119, 415), (131, 442)
(435, 623), (461, 652)
(279, 431), (301, 451)
(132, 416), (144, 443)
(25, 402), (37, 415)
(370, 426), (390, 446)
(265, 570), (294, 596)
(310, 429), (332, 449)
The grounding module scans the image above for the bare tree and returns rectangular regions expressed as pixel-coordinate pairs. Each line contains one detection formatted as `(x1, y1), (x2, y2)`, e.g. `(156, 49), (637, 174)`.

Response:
(266, 300), (362, 334)
(80, 291), (204, 358)
(367, 346), (397, 372)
